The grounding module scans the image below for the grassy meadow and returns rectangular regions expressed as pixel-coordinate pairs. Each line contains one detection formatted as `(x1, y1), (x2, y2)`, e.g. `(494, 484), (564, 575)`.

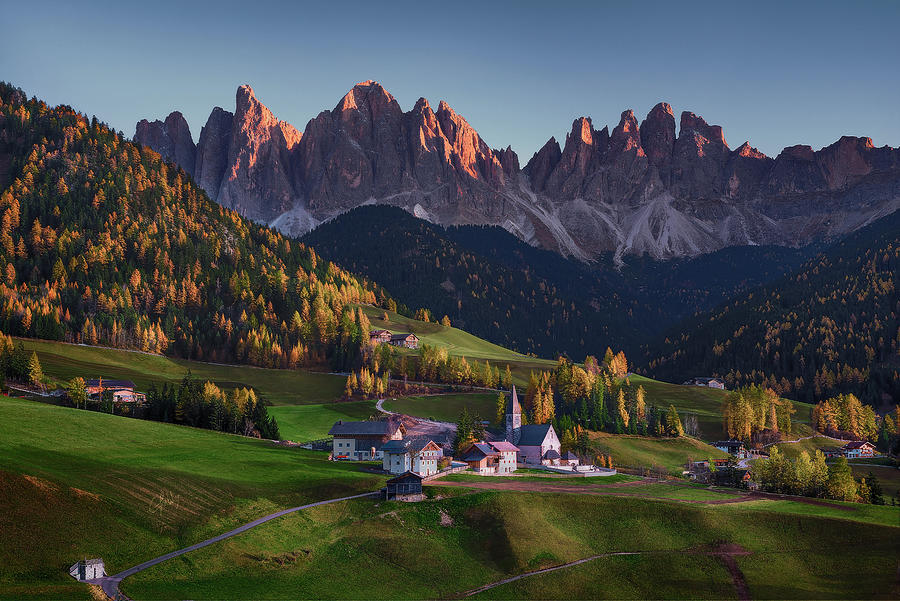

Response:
(588, 432), (728, 475)
(382, 392), (499, 423)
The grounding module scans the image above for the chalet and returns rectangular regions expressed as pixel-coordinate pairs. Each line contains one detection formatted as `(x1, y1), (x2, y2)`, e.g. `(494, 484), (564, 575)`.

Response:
(714, 439), (747, 458)
(369, 329), (392, 344)
(382, 472), (424, 501)
(822, 447), (844, 458)
(842, 441), (876, 459)
(684, 377), (725, 390)
(85, 379), (145, 404)
(69, 558), (105, 581)
(389, 333), (419, 349)
(459, 441), (519, 474)
(328, 419), (405, 460)
(382, 437), (442, 476)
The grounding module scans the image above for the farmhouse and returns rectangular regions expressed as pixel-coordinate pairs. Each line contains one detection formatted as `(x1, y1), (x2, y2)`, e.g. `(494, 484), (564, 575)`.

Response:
(713, 439), (747, 458)
(369, 329), (392, 344)
(684, 377), (726, 390)
(69, 558), (105, 581)
(85, 379), (146, 403)
(382, 437), (442, 476)
(389, 333), (419, 349)
(459, 441), (519, 474)
(842, 440), (876, 458)
(382, 471), (424, 501)
(328, 419), (405, 460)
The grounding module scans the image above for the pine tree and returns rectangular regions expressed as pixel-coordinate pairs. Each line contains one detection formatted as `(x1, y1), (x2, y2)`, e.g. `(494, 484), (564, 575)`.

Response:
(27, 351), (43, 387)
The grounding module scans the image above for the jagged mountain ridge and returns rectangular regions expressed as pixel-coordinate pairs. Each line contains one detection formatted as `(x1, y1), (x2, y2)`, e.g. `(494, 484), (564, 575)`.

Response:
(135, 82), (900, 261)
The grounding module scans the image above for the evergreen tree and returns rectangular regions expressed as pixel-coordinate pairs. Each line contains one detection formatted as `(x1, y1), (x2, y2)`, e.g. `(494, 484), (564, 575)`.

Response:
(27, 351), (43, 387)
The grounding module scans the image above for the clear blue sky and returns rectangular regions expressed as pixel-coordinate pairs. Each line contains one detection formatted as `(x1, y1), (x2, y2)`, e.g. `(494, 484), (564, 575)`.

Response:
(2, 0), (897, 160)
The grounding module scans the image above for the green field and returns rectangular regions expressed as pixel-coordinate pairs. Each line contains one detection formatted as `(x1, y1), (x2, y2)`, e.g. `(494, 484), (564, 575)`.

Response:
(18, 338), (345, 405)
(588, 432), (728, 475)
(628, 374), (815, 441)
(768, 435), (846, 459)
(268, 400), (377, 442)
(383, 393), (498, 423)
(2, 396), (898, 601)
(359, 305), (556, 385)
(846, 464), (900, 501)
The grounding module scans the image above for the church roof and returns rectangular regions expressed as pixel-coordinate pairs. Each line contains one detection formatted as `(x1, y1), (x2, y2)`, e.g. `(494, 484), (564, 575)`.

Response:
(517, 424), (554, 446)
(507, 385), (521, 416)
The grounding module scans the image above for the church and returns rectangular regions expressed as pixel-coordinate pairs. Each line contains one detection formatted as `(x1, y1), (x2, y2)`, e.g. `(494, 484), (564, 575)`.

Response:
(505, 385), (562, 465)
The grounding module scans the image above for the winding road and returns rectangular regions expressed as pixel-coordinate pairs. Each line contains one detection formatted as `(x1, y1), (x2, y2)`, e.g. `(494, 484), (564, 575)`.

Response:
(88, 491), (379, 600)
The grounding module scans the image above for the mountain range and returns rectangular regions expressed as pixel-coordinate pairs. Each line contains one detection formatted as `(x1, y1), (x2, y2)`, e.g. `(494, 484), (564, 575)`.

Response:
(136, 81), (900, 261)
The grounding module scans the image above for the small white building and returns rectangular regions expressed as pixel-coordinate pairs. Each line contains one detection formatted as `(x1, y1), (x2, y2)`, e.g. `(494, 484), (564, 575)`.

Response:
(69, 558), (105, 581)
(381, 437), (442, 477)
(683, 377), (725, 390)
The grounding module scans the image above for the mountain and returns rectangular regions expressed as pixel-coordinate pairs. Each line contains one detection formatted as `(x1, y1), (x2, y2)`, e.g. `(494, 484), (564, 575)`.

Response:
(644, 210), (900, 406)
(0, 82), (385, 370)
(302, 205), (813, 359)
(136, 82), (900, 261)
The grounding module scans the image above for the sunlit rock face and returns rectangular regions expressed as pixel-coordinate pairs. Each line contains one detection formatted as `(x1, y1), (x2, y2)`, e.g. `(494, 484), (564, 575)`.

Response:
(135, 83), (900, 261)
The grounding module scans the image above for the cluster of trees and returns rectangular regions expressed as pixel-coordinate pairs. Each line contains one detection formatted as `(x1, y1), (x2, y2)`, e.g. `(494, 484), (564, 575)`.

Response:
(0, 83), (389, 372)
(417, 344), (512, 388)
(0, 331), (46, 389)
(721, 385), (795, 443)
(144, 373), (279, 439)
(518, 352), (686, 439)
(648, 211), (900, 405)
(811, 394), (899, 453)
(753, 447), (885, 504)
(452, 407), (488, 454)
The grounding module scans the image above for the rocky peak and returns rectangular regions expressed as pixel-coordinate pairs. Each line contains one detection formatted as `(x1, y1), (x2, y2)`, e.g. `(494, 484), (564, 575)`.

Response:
(194, 107), (233, 198)
(679, 111), (728, 149)
(640, 103), (676, 182)
(134, 110), (196, 176)
(524, 137), (562, 191)
(734, 142), (768, 160)
(609, 109), (643, 155)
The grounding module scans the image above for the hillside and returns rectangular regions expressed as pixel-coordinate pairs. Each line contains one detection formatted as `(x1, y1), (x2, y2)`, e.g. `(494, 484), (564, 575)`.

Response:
(0, 82), (386, 372)
(304, 205), (812, 358)
(2, 396), (897, 600)
(646, 210), (900, 406)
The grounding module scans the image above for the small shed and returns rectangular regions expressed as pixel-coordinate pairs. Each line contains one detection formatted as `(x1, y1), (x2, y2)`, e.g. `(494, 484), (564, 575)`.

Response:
(383, 471), (424, 501)
(562, 451), (579, 466)
(69, 558), (105, 581)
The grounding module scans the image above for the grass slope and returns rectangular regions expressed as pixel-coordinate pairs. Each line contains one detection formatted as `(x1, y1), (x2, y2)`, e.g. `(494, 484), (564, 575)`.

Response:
(383, 393), (498, 423)
(267, 401), (378, 443)
(0, 396), (384, 600)
(19, 338), (345, 405)
(589, 432), (728, 475)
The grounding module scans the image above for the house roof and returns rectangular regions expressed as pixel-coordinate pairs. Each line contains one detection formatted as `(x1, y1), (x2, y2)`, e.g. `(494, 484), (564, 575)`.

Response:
(86, 379), (134, 388)
(507, 385), (521, 416)
(543, 449), (561, 460)
(328, 419), (401, 437)
(517, 424), (554, 446)
(370, 329), (391, 336)
(459, 442), (497, 462)
(382, 437), (438, 454)
(714, 439), (745, 448)
(563, 451), (578, 460)
(390, 332), (417, 341)
(842, 441), (874, 450)
(489, 441), (519, 452)
(386, 471), (423, 484)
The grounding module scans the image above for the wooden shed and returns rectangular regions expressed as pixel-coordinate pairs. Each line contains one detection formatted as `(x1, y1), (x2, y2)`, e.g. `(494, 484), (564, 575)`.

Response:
(382, 471), (424, 501)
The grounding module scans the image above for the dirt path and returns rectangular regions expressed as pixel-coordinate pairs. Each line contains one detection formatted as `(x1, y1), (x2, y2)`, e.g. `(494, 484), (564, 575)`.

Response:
(88, 491), (379, 600)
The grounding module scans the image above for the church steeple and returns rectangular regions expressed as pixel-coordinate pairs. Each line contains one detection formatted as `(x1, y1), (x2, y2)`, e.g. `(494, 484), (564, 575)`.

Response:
(505, 385), (522, 444)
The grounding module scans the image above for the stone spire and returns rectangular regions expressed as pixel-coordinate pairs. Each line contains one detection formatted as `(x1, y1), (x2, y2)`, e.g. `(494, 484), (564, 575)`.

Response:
(505, 385), (522, 444)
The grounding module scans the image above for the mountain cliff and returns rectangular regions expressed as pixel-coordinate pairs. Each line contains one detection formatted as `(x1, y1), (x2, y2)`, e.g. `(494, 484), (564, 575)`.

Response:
(136, 83), (900, 261)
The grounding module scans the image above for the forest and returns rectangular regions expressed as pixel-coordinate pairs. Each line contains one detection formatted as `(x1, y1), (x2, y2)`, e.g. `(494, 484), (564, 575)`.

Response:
(0, 83), (388, 371)
(646, 210), (900, 406)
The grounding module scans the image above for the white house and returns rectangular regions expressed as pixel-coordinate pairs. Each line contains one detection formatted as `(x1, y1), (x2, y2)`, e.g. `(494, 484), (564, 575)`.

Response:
(503, 386), (561, 465)
(69, 558), (105, 581)
(381, 437), (442, 476)
(684, 377), (725, 390)
(328, 419), (405, 460)
(842, 441), (876, 459)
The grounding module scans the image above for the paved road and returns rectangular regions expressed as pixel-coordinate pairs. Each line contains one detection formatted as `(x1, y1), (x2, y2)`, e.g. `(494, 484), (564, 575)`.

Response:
(88, 491), (379, 600)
